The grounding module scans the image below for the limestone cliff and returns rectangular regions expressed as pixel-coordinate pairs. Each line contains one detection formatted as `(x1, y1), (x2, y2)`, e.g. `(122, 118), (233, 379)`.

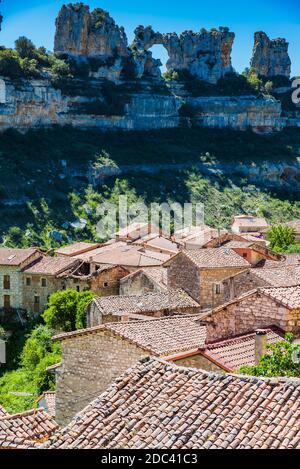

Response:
(250, 32), (291, 78)
(54, 3), (129, 59)
(133, 26), (235, 84)
(0, 3), (298, 134)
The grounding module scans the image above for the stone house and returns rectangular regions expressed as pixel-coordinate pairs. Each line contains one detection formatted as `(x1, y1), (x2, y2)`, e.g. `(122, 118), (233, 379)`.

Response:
(164, 248), (250, 310)
(22, 258), (129, 313)
(87, 289), (200, 326)
(202, 285), (300, 342)
(21, 256), (84, 314)
(202, 231), (268, 248)
(231, 215), (269, 236)
(0, 248), (41, 314)
(176, 328), (284, 373)
(52, 314), (207, 425)
(119, 267), (168, 295)
(222, 266), (300, 302)
(62, 264), (129, 297)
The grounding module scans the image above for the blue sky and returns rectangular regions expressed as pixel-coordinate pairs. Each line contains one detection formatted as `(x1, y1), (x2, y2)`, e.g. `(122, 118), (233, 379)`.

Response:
(1, 0), (299, 76)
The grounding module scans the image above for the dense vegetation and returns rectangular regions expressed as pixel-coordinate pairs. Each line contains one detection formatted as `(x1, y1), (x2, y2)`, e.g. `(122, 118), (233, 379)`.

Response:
(267, 225), (300, 253)
(0, 289), (94, 413)
(240, 335), (300, 378)
(0, 126), (299, 249)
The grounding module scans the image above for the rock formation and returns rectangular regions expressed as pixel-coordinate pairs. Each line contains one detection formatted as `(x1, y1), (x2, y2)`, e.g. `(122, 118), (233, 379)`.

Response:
(132, 26), (235, 84)
(54, 3), (129, 59)
(250, 32), (291, 78)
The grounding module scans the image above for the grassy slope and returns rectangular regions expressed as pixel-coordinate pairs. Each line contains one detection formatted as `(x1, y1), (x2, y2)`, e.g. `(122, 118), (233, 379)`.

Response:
(0, 126), (299, 247)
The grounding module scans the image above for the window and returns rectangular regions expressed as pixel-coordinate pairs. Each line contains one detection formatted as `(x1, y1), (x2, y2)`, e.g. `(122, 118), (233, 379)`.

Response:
(3, 275), (10, 290)
(215, 283), (221, 295)
(243, 253), (248, 259)
(4, 295), (10, 310)
(41, 278), (47, 288)
(26, 277), (31, 286)
(76, 286), (80, 293)
(34, 295), (40, 313)
(103, 282), (109, 288)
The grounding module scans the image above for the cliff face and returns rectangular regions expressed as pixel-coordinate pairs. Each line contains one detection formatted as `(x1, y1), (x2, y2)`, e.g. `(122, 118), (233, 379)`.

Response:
(251, 32), (291, 78)
(0, 3), (298, 134)
(133, 26), (235, 84)
(54, 4), (129, 59)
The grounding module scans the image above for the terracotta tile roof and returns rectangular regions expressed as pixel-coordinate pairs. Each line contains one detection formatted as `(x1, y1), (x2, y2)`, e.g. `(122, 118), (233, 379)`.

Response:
(0, 408), (58, 448)
(105, 315), (207, 356)
(260, 285), (300, 309)
(75, 244), (170, 267)
(44, 358), (300, 449)
(121, 267), (168, 291)
(91, 290), (200, 317)
(259, 254), (300, 269)
(202, 329), (283, 372)
(37, 392), (56, 417)
(22, 256), (79, 276)
(55, 242), (100, 257)
(166, 248), (250, 269)
(142, 267), (168, 290)
(0, 248), (39, 266)
(0, 405), (9, 418)
(251, 267), (300, 287)
(232, 216), (269, 229)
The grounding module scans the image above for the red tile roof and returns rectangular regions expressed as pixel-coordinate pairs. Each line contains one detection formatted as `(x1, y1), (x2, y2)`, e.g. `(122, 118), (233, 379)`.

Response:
(53, 315), (206, 357)
(165, 248), (250, 269)
(37, 392), (56, 417)
(91, 289), (200, 317)
(0, 408), (58, 449)
(55, 242), (100, 257)
(260, 285), (300, 309)
(0, 248), (39, 266)
(202, 329), (284, 372)
(43, 358), (300, 449)
(23, 257), (79, 276)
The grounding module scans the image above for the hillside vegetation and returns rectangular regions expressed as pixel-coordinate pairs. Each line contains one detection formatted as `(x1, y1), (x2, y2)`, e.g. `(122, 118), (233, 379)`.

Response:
(0, 126), (300, 249)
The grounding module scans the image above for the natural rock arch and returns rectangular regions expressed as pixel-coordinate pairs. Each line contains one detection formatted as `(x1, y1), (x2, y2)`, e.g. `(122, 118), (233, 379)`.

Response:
(0, 79), (6, 104)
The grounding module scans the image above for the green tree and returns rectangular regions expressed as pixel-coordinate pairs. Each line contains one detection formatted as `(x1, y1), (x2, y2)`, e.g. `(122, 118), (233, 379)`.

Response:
(267, 224), (296, 252)
(21, 325), (59, 370)
(15, 36), (36, 59)
(75, 290), (95, 330)
(240, 335), (300, 378)
(43, 289), (95, 332)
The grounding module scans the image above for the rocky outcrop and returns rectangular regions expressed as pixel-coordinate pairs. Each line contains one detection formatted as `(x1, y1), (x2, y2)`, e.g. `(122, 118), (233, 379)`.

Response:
(54, 4), (129, 59)
(250, 32), (291, 78)
(186, 96), (284, 132)
(133, 26), (235, 84)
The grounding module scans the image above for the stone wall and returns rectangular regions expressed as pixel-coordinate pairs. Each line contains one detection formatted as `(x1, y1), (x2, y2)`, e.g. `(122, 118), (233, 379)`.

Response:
(204, 292), (300, 341)
(89, 266), (129, 297)
(0, 251), (41, 312)
(167, 254), (247, 309)
(55, 330), (148, 425)
(223, 270), (268, 302)
(174, 353), (224, 373)
(120, 271), (162, 296)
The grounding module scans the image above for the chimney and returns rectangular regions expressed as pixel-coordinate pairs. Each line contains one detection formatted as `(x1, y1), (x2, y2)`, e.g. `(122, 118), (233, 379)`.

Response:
(255, 330), (267, 365)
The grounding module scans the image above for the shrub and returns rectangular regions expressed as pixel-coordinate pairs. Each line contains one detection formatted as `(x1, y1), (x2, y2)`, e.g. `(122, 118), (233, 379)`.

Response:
(15, 36), (36, 59)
